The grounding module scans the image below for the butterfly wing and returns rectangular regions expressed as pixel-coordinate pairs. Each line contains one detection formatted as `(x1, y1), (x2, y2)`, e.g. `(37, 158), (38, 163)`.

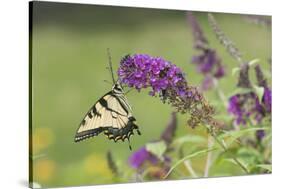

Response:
(74, 92), (141, 143)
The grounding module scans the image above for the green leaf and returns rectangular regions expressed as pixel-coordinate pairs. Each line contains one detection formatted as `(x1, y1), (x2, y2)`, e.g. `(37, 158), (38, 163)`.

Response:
(264, 70), (272, 79)
(222, 158), (248, 170)
(237, 147), (262, 167)
(145, 140), (167, 161)
(256, 164), (272, 172)
(232, 67), (241, 76)
(218, 127), (269, 147)
(253, 85), (265, 103)
(163, 147), (218, 179)
(228, 87), (253, 98)
(223, 158), (238, 165)
(172, 135), (206, 147)
(248, 59), (260, 67)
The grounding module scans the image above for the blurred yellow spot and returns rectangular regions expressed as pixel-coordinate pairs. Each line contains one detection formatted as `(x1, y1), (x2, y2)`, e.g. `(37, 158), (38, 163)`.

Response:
(83, 153), (112, 177)
(34, 159), (56, 183)
(32, 127), (54, 153)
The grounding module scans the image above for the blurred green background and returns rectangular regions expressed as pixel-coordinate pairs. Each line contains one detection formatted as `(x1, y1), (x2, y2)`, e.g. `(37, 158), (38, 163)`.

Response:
(30, 1), (271, 188)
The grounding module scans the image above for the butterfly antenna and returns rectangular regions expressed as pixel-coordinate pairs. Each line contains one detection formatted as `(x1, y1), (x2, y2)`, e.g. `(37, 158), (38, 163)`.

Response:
(107, 48), (116, 84)
(103, 79), (112, 86)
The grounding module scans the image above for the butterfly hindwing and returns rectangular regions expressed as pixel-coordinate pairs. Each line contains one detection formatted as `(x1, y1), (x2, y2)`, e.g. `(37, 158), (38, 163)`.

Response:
(74, 91), (141, 143)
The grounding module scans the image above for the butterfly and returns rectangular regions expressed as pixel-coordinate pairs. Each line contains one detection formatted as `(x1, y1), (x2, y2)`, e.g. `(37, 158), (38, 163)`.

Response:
(74, 50), (141, 150)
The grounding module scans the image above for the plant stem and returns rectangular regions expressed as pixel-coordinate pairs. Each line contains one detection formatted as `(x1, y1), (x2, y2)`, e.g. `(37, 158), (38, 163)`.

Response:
(207, 126), (249, 174)
(202, 78), (224, 177)
(163, 147), (218, 179)
(184, 160), (198, 178)
(213, 78), (228, 108)
(204, 135), (214, 177)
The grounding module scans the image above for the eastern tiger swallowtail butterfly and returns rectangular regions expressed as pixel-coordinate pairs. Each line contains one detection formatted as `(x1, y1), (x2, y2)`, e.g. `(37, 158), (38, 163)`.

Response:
(74, 50), (141, 150)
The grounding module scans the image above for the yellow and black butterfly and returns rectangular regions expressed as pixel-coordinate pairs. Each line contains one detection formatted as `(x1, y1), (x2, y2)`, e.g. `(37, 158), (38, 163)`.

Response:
(74, 50), (141, 150)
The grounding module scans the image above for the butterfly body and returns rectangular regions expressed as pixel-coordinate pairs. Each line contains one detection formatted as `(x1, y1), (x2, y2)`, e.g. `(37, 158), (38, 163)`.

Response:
(74, 82), (141, 148)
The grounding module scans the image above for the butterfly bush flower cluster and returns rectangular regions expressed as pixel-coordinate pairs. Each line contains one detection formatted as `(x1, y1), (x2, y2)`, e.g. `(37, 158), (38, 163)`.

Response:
(118, 54), (216, 128)
(128, 113), (176, 179)
(118, 54), (186, 97)
(188, 12), (225, 90)
(228, 64), (271, 125)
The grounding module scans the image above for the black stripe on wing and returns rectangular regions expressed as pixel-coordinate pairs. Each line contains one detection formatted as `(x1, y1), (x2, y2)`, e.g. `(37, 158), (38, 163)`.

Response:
(79, 92), (125, 127)
(112, 94), (130, 114)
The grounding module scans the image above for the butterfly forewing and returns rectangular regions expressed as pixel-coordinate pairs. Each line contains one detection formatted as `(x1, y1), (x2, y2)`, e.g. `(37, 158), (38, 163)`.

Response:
(74, 88), (141, 143)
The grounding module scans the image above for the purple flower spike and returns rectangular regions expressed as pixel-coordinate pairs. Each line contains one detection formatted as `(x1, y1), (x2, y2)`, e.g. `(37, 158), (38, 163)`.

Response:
(228, 63), (271, 126)
(228, 92), (267, 125)
(188, 12), (225, 90)
(118, 54), (217, 129)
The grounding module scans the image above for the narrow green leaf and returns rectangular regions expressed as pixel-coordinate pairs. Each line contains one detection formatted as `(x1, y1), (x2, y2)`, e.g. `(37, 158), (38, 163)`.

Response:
(253, 85), (265, 103)
(223, 158), (248, 170)
(248, 59), (260, 67)
(163, 147), (218, 179)
(145, 140), (167, 161)
(228, 87), (253, 98)
(172, 135), (206, 146)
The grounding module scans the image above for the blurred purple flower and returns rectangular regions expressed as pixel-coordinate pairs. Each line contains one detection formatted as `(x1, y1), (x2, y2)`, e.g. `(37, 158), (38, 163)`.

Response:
(228, 92), (266, 125)
(214, 62), (225, 78)
(128, 147), (158, 169)
(128, 113), (176, 179)
(228, 62), (271, 125)
(201, 75), (214, 91)
(187, 12), (208, 50)
(256, 129), (265, 142)
(187, 12), (225, 90)
(192, 49), (224, 78)
(160, 112), (177, 145)
(262, 87), (272, 113)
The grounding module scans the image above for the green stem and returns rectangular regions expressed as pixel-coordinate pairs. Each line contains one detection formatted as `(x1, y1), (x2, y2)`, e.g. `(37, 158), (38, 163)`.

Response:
(163, 147), (218, 179)
(213, 78), (228, 108)
(204, 135), (214, 177)
(207, 125), (249, 174)
(184, 160), (198, 178)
